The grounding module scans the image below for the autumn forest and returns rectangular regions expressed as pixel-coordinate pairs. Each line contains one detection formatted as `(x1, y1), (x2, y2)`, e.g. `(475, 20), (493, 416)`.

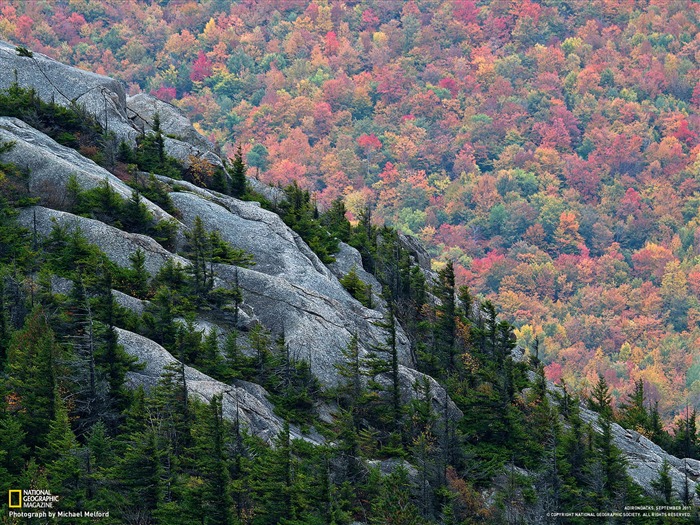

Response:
(2, 0), (700, 426)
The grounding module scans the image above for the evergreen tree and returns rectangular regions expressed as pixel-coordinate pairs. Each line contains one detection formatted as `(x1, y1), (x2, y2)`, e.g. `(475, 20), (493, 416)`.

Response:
(184, 215), (213, 302)
(38, 394), (84, 507)
(365, 299), (403, 449)
(367, 466), (423, 525)
(230, 144), (247, 198)
(122, 190), (153, 233)
(126, 248), (150, 299)
(64, 273), (110, 434)
(189, 395), (234, 525)
(435, 261), (457, 371)
(114, 428), (163, 519)
(6, 307), (59, 450)
(671, 406), (698, 459)
(618, 379), (648, 433)
(588, 374), (613, 420)
(0, 411), (28, 494)
(94, 268), (138, 416)
(322, 198), (351, 243)
(339, 266), (370, 307)
(651, 459), (673, 504)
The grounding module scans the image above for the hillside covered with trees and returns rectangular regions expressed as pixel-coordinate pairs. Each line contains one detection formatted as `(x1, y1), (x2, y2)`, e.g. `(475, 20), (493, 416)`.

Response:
(2, 0), (699, 422)
(1, 62), (699, 522)
(0, 36), (700, 525)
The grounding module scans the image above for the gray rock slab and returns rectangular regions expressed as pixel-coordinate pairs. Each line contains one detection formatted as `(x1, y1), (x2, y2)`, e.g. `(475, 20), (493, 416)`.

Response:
(0, 117), (177, 225)
(579, 406), (698, 501)
(0, 41), (223, 166)
(127, 93), (215, 154)
(17, 207), (187, 276)
(0, 41), (137, 145)
(170, 190), (341, 294)
(217, 263), (411, 386)
(112, 290), (148, 316)
(328, 242), (384, 309)
(117, 327), (286, 443)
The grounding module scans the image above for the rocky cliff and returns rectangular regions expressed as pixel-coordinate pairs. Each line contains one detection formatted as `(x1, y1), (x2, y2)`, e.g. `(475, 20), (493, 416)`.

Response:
(1, 42), (458, 442)
(1, 41), (696, 502)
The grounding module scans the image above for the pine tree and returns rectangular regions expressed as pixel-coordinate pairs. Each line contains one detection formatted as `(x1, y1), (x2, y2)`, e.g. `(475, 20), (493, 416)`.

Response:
(651, 459), (673, 504)
(339, 266), (370, 306)
(122, 190), (152, 233)
(0, 411), (28, 494)
(322, 198), (351, 243)
(435, 261), (457, 371)
(6, 307), (59, 450)
(190, 395), (234, 525)
(367, 466), (423, 525)
(366, 300), (403, 447)
(143, 285), (178, 350)
(64, 273), (114, 434)
(230, 144), (247, 198)
(38, 394), (84, 506)
(618, 379), (648, 433)
(114, 428), (163, 518)
(127, 248), (150, 299)
(588, 374), (613, 420)
(94, 268), (137, 416)
(184, 215), (213, 302)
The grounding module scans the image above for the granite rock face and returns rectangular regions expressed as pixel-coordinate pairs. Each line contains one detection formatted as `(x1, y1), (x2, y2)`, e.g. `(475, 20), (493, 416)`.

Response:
(126, 93), (216, 156)
(328, 242), (384, 309)
(579, 406), (699, 501)
(0, 117), (178, 224)
(117, 328), (288, 443)
(0, 41), (137, 144)
(0, 41), (219, 167)
(166, 188), (416, 386)
(17, 206), (186, 277)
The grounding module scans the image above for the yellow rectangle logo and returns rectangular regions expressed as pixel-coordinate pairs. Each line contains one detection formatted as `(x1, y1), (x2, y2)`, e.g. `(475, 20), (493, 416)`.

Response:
(8, 490), (21, 508)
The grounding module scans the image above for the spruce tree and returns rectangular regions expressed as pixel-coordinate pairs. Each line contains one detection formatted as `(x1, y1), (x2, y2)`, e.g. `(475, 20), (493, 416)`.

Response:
(230, 144), (247, 198)
(127, 248), (150, 299)
(6, 307), (59, 450)
(190, 395), (234, 525)
(618, 379), (648, 432)
(588, 374), (613, 420)
(184, 215), (213, 302)
(651, 459), (673, 504)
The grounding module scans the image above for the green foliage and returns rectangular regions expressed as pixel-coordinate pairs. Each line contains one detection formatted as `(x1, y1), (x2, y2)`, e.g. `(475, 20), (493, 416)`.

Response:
(5, 308), (60, 450)
(277, 182), (339, 264)
(230, 143), (248, 197)
(15, 46), (33, 57)
(67, 175), (179, 250)
(129, 113), (185, 179)
(651, 459), (674, 504)
(0, 82), (103, 152)
(339, 266), (371, 307)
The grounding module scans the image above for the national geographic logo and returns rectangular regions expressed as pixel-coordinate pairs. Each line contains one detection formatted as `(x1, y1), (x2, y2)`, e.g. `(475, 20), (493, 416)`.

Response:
(8, 490), (21, 508)
(8, 489), (59, 508)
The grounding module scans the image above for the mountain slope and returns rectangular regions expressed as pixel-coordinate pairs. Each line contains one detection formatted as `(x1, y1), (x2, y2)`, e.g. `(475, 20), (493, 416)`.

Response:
(1, 41), (699, 521)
